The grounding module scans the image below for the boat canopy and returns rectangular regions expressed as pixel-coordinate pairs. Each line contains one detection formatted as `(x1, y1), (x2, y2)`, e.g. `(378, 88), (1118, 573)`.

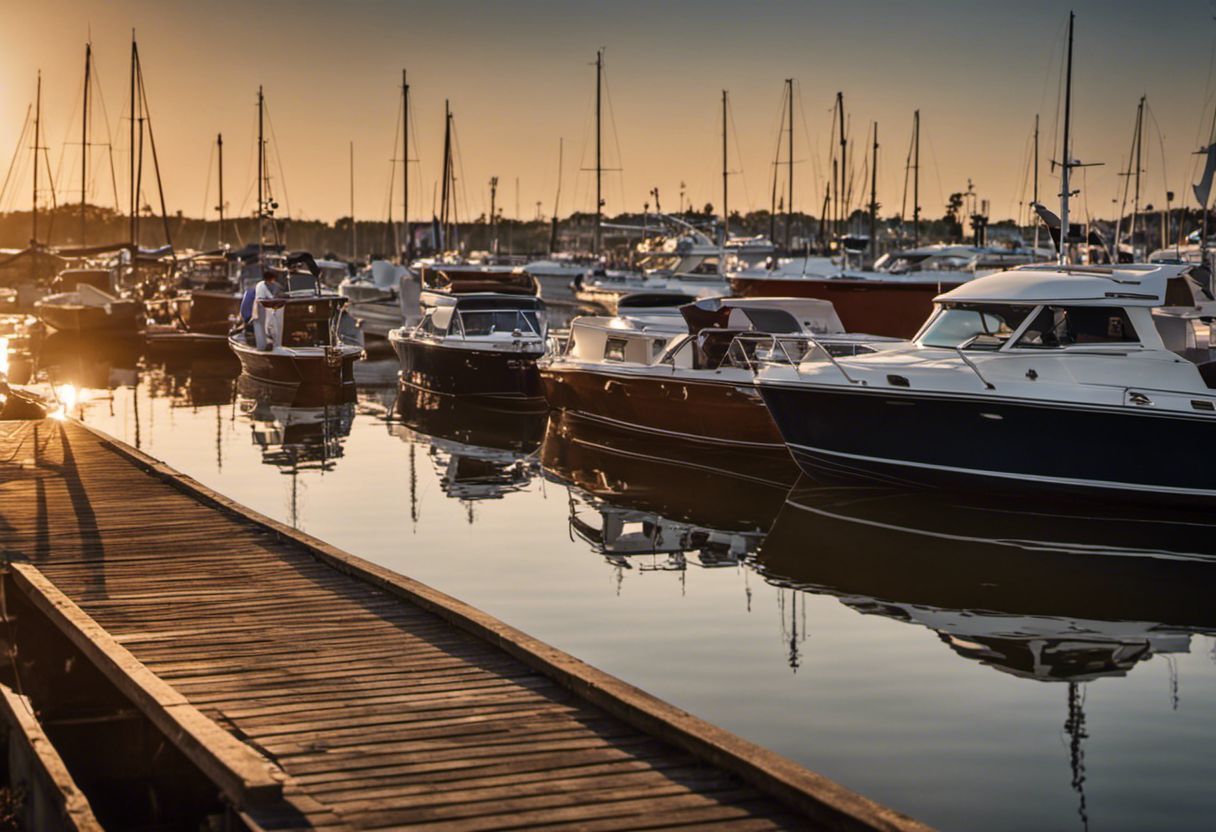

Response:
(937, 263), (1193, 307)
(424, 292), (545, 312)
(679, 296), (845, 335)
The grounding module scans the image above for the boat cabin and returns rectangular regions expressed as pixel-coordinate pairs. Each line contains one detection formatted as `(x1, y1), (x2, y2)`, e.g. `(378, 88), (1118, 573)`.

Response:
(917, 263), (1216, 384)
(414, 293), (547, 343)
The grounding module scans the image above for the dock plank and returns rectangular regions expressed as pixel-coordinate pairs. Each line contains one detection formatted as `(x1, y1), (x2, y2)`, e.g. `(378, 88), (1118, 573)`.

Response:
(0, 419), (929, 831)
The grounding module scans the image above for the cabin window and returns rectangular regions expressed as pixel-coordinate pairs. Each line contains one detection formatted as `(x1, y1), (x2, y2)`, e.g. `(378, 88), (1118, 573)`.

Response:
(1014, 305), (1139, 348)
(460, 310), (538, 336)
(604, 338), (628, 362)
(919, 303), (1034, 350)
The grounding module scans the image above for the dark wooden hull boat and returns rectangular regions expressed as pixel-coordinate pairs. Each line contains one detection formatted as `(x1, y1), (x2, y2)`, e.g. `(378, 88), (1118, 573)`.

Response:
(229, 336), (361, 390)
(35, 292), (143, 334)
(540, 364), (784, 450)
(392, 337), (544, 401)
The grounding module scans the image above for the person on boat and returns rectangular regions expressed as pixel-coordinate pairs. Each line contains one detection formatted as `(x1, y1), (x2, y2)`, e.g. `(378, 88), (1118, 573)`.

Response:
(249, 269), (282, 350)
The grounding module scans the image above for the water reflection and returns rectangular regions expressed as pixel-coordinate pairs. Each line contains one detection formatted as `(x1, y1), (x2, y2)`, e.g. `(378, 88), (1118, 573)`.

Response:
(758, 482), (1216, 830)
(541, 410), (795, 575)
(239, 380), (356, 527)
(393, 385), (544, 508)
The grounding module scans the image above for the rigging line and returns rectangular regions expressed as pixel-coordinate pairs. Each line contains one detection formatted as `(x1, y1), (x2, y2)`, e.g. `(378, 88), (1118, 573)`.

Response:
(901, 117), (912, 225)
(89, 58), (122, 212)
(1012, 122), (1034, 223)
(198, 139), (215, 249)
(387, 88), (403, 225)
(137, 56), (174, 252)
(263, 100), (291, 217)
(727, 95), (752, 212)
(794, 80), (822, 207)
(236, 103), (257, 218)
(53, 79), (84, 209)
(0, 106), (32, 210)
(1143, 102), (1171, 201)
(924, 133), (946, 220)
(601, 61), (626, 215)
(407, 92), (421, 222)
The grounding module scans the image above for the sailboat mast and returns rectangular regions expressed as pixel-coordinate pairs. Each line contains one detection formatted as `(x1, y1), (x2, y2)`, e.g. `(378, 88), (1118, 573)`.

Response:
(81, 42), (91, 245)
(257, 86), (265, 249)
(1059, 11), (1074, 266)
(594, 49), (602, 257)
(722, 90), (728, 241)
(837, 91), (846, 243)
(32, 71), (41, 247)
(786, 79), (794, 252)
(869, 122), (878, 264)
(216, 133), (224, 245)
(440, 100), (451, 249)
(1033, 113), (1039, 253)
(129, 36), (137, 245)
(402, 69), (410, 262)
(913, 109), (920, 248)
(1131, 95), (1144, 259)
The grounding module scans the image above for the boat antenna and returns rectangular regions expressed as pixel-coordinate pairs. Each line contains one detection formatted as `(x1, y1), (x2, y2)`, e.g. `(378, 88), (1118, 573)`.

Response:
(349, 140), (357, 259)
(837, 91), (846, 245)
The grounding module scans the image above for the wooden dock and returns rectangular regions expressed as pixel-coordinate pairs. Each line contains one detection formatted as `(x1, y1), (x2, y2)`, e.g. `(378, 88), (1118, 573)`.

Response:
(0, 418), (929, 831)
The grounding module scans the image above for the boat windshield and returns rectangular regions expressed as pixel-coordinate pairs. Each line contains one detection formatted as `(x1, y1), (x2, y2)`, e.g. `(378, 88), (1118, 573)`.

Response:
(458, 310), (543, 337)
(919, 303), (1034, 350)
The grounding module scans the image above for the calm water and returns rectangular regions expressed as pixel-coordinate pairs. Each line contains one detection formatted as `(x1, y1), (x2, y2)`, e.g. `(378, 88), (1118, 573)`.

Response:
(16, 328), (1216, 832)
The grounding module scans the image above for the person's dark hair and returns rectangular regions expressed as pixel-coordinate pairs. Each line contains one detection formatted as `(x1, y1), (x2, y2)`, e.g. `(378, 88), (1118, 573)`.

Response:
(264, 269), (281, 282)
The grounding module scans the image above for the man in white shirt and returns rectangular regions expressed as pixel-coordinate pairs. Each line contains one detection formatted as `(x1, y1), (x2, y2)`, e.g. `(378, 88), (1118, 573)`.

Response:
(252, 270), (282, 350)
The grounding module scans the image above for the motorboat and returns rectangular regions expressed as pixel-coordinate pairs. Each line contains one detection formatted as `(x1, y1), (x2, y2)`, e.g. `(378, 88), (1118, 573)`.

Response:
(755, 262), (1216, 505)
(35, 268), (143, 334)
(728, 244), (1048, 339)
(338, 260), (418, 339)
(227, 271), (364, 393)
(388, 269), (548, 403)
(523, 256), (596, 303)
(540, 295), (894, 451)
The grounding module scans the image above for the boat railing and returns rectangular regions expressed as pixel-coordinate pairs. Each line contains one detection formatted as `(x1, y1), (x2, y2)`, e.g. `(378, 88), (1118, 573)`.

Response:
(727, 333), (867, 385)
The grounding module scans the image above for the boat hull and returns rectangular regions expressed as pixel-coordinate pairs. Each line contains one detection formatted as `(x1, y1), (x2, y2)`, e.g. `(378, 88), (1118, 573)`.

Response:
(392, 337), (544, 401)
(230, 339), (359, 390)
(36, 299), (143, 334)
(758, 382), (1216, 506)
(186, 290), (241, 335)
(346, 299), (403, 340)
(540, 365), (786, 450)
(728, 276), (964, 338)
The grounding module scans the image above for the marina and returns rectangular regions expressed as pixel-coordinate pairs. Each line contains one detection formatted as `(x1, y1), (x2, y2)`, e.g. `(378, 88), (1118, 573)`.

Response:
(3, 1), (1216, 829)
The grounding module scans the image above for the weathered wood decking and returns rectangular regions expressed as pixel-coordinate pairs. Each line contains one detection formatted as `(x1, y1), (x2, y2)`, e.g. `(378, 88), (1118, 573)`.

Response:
(0, 419), (929, 831)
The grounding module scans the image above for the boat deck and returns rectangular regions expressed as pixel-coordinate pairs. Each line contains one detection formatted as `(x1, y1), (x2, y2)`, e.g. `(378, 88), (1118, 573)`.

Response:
(0, 418), (926, 831)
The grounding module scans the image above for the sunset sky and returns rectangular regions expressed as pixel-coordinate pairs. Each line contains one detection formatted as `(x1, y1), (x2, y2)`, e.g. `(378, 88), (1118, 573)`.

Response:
(2, 0), (1215, 227)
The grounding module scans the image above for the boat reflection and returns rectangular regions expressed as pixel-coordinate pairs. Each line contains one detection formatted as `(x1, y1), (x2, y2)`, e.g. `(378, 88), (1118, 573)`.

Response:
(393, 386), (544, 505)
(37, 331), (144, 391)
(239, 380), (356, 527)
(541, 410), (796, 572)
(758, 482), (1216, 827)
(759, 482), (1216, 681)
(143, 351), (239, 409)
